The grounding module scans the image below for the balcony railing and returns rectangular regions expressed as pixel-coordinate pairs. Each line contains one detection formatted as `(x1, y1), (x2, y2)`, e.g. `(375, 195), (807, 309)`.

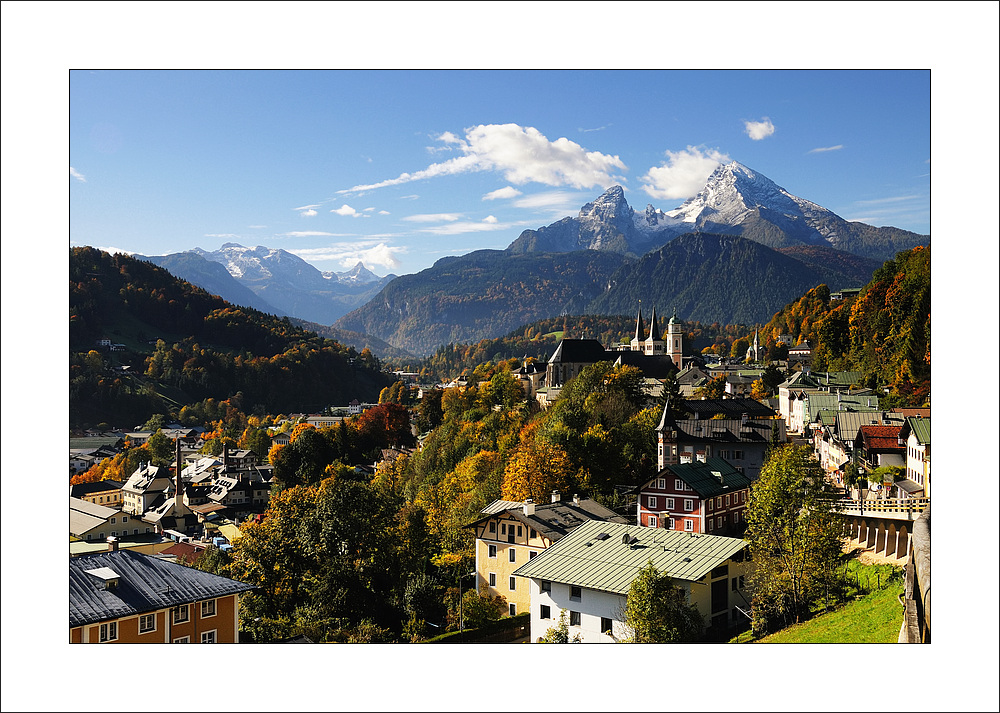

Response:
(833, 496), (929, 519)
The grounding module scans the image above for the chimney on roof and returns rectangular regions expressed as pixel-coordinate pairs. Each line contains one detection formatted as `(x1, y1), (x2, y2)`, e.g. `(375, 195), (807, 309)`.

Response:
(573, 494), (580, 506)
(223, 445), (230, 472)
(107, 536), (118, 552)
(523, 499), (535, 516)
(551, 490), (561, 503)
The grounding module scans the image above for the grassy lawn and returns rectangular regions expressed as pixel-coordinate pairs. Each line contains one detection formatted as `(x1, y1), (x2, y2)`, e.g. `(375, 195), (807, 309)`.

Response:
(731, 560), (905, 644)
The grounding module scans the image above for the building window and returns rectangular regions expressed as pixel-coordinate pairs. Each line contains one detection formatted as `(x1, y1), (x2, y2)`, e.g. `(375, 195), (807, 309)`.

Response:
(530, 528), (537, 539)
(675, 479), (683, 490)
(648, 515), (658, 528)
(666, 497), (674, 509)
(139, 614), (156, 633)
(501, 523), (507, 535)
(509, 603), (517, 617)
(201, 630), (217, 644)
(734, 450), (744, 460)
(509, 547), (517, 563)
(666, 518), (674, 530)
(540, 605), (552, 619)
(570, 586), (582, 601)
(601, 617), (613, 635)
(684, 519), (694, 532)
(656, 478), (665, 489)
(529, 551), (537, 559)
(684, 499), (694, 511)
(172, 636), (190, 643)
(725, 494), (731, 506)
(488, 544), (497, 558)
(509, 576), (516, 591)
(647, 496), (657, 508)
(541, 580), (551, 593)
(489, 572), (497, 587)
(201, 599), (216, 618)
(708, 519), (714, 532)
(173, 604), (189, 624)
(99, 622), (117, 642)
(122, 515), (128, 523)
(517, 526), (522, 537)
(110, 517), (116, 524)
(716, 496), (722, 508)
(569, 611), (581, 627)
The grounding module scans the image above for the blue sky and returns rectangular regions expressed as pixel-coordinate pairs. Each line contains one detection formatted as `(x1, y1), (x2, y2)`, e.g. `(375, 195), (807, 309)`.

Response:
(70, 68), (932, 278)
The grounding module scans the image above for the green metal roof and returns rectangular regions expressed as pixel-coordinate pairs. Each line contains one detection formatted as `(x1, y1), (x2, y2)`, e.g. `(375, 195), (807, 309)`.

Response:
(905, 416), (931, 445)
(661, 458), (751, 499)
(512, 520), (746, 595)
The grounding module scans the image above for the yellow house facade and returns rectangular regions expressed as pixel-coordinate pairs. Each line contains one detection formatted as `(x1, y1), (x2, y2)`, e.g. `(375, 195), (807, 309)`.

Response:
(468, 494), (627, 617)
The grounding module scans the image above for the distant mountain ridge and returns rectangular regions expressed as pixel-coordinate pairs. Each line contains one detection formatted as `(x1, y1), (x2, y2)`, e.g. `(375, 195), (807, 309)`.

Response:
(335, 232), (879, 356)
(144, 243), (395, 325)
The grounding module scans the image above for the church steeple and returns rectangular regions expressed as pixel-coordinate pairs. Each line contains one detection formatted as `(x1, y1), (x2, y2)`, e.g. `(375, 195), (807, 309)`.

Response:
(648, 306), (661, 341)
(633, 305), (645, 343)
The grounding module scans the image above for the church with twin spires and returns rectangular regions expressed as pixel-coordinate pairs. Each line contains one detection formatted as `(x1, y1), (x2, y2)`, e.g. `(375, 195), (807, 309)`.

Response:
(623, 304), (685, 370)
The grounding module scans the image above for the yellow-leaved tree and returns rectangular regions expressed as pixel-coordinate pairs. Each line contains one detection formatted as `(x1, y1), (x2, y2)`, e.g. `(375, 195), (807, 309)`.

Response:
(501, 421), (573, 502)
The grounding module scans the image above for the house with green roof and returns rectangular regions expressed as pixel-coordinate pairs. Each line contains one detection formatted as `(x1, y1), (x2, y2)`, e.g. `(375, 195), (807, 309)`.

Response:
(513, 520), (750, 642)
(899, 416), (931, 498)
(635, 458), (751, 536)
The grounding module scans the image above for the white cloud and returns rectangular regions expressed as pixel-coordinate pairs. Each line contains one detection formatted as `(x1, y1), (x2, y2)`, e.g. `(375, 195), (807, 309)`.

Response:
(402, 213), (463, 223)
(640, 146), (731, 201)
(299, 209), (318, 217)
(482, 215), (498, 224)
(483, 186), (522, 201)
(744, 118), (776, 140)
(332, 204), (364, 218)
(290, 241), (404, 271)
(339, 123), (627, 194)
(70, 166), (86, 182)
(378, 210), (390, 215)
(294, 204), (320, 211)
(808, 145), (844, 153)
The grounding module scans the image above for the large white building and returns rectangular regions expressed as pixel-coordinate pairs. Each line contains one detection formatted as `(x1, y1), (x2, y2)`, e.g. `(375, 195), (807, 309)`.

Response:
(513, 520), (751, 642)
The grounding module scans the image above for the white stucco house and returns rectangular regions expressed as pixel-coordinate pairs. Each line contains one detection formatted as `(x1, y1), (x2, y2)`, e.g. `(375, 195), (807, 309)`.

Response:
(513, 520), (751, 642)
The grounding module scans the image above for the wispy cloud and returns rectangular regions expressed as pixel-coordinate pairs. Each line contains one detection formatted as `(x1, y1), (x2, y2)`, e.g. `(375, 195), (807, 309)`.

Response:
(294, 204), (320, 211)
(483, 186), (522, 201)
(415, 219), (528, 236)
(94, 245), (134, 255)
(402, 213), (463, 223)
(339, 123), (627, 194)
(578, 124), (611, 133)
(205, 233), (241, 239)
(854, 195), (921, 205)
(70, 166), (86, 182)
(640, 146), (731, 201)
(808, 145), (844, 153)
(744, 118), (776, 141)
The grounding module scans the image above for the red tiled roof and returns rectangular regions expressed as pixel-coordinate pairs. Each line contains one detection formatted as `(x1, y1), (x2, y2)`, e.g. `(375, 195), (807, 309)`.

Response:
(859, 424), (903, 450)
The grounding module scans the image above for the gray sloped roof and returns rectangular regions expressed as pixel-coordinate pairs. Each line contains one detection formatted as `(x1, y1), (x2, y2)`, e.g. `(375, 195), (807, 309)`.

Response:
(468, 498), (627, 543)
(653, 458), (752, 499)
(547, 339), (610, 364)
(513, 520), (746, 593)
(69, 549), (255, 627)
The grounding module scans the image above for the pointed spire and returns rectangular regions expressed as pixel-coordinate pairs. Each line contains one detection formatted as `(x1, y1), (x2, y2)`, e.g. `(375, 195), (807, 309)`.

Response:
(633, 303), (645, 343)
(648, 306), (661, 341)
